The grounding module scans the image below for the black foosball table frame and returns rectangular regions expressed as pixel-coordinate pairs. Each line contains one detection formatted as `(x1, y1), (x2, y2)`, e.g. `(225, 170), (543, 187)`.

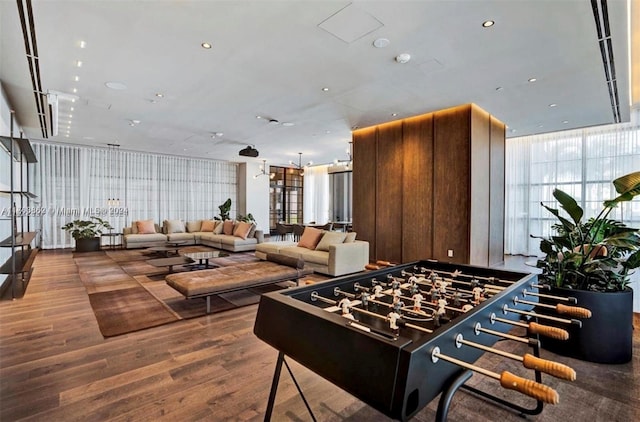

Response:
(254, 260), (583, 421)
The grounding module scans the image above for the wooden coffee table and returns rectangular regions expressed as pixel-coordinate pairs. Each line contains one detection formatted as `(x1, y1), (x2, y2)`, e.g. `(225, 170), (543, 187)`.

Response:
(147, 256), (194, 272)
(146, 245), (182, 257)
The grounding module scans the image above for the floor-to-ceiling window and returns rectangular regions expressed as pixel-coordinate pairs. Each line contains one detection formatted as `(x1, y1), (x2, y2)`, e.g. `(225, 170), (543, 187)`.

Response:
(31, 142), (237, 249)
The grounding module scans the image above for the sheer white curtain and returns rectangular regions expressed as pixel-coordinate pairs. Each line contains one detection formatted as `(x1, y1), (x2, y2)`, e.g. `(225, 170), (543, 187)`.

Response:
(30, 142), (237, 249)
(505, 110), (640, 257)
(303, 164), (330, 224)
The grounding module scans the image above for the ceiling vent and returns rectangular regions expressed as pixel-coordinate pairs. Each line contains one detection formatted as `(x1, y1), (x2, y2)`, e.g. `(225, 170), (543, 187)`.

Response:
(591, 0), (621, 123)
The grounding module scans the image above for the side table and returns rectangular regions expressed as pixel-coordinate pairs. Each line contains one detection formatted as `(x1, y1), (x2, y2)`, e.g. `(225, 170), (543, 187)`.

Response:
(101, 232), (123, 249)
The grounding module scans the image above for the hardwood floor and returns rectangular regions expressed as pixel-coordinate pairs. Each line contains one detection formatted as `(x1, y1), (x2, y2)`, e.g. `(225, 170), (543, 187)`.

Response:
(0, 250), (638, 421)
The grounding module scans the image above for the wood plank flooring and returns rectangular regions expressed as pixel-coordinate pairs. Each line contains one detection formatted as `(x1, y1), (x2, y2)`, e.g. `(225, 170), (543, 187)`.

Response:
(0, 250), (638, 421)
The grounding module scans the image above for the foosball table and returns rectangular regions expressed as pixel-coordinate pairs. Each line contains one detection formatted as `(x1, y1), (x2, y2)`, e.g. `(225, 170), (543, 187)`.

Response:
(254, 260), (593, 421)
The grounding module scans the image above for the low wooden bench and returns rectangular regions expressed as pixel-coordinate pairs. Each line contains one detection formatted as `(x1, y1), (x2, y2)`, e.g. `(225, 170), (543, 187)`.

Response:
(165, 253), (312, 313)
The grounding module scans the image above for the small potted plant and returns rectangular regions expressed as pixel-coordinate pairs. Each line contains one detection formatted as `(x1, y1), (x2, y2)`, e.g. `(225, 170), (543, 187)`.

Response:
(533, 171), (640, 363)
(62, 216), (113, 252)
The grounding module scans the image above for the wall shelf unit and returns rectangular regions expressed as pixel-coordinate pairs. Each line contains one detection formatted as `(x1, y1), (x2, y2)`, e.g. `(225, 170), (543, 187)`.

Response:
(0, 112), (39, 300)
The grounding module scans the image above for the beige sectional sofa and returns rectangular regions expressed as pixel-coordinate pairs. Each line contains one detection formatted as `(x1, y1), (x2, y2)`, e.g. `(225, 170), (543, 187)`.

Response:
(123, 219), (264, 252)
(255, 227), (369, 276)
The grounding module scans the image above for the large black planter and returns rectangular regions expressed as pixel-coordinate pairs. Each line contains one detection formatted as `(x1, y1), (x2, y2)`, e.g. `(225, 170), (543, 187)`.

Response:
(75, 237), (101, 252)
(539, 287), (633, 364)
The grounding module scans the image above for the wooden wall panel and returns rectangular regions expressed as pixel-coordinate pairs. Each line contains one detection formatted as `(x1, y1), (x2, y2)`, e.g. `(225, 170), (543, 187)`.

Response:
(432, 105), (471, 263)
(489, 116), (506, 266)
(402, 115), (433, 262)
(352, 127), (377, 261)
(469, 105), (491, 266)
(376, 121), (404, 263)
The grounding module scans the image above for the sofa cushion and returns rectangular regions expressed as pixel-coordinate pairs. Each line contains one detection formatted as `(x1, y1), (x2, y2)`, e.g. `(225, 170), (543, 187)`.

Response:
(186, 220), (202, 232)
(200, 220), (216, 232)
(222, 220), (235, 235)
(247, 222), (257, 238)
(164, 219), (185, 234)
(297, 227), (324, 249)
(344, 232), (357, 243)
(233, 221), (252, 239)
(315, 231), (347, 251)
(298, 249), (330, 266)
(125, 233), (167, 243)
(137, 219), (156, 234)
(217, 234), (257, 246)
(213, 220), (224, 234)
(166, 232), (195, 242)
(266, 252), (304, 269)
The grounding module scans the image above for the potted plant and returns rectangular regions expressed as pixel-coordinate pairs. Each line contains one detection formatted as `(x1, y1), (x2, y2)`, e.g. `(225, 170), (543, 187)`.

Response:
(215, 198), (232, 221)
(62, 216), (113, 252)
(533, 171), (640, 363)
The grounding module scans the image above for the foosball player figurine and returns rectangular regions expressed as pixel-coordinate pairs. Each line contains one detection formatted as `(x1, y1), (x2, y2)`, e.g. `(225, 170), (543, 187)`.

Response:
(411, 291), (425, 313)
(338, 297), (352, 314)
(461, 303), (474, 312)
(387, 310), (402, 333)
(436, 298), (448, 323)
(360, 292), (370, 307)
(373, 284), (384, 298)
(438, 279), (449, 295)
(430, 286), (439, 303)
(472, 286), (484, 305)
(452, 288), (462, 307)
(407, 274), (418, 287)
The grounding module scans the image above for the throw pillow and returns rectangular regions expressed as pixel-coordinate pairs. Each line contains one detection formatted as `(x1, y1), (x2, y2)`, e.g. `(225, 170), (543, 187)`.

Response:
(200, 220), (216, 232)
(297, 227), (324, 250)
(222, 220), (235, 235)
(247, 222), (257, 238)
(186, 220), (202, 232)
(344, 232), (357, 243)
(164, 219), (185, 234)
(213, 220), (224, 234)
(233, 221), (252, 240)
(137, 219), (156, 234)
(315, 231), (348, 251)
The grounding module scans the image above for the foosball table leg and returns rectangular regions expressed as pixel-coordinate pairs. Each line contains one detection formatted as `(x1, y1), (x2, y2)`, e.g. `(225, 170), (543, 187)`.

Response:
(264, 351), (318, 422)
(435, 369), (473, 422)
(459, 334), (545, 417)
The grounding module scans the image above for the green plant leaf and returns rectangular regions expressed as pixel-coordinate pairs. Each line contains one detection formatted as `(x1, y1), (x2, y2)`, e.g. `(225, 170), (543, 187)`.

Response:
(553, 189), (583, 225)
(622, 250), (640, 270)
(542, 203), (575, 233)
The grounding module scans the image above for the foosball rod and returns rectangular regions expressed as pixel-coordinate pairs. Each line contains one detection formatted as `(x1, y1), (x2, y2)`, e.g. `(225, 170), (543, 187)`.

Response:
(522, 288), (577, 304)
(490, 313), (569, 340)
(514, 297), (592, 319)
(415, 267), (515, 286)
(454, 334), (576, 381)
(475, 322), (538, 346)
(503, 304), (582, 326)
(393, 292), (466, 314)
(430, 347), (559, 404)
(401, 271), (506, 293)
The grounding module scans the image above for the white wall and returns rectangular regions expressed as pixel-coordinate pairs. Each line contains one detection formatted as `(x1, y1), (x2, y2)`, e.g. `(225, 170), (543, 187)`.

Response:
(236, 162), (269, 233)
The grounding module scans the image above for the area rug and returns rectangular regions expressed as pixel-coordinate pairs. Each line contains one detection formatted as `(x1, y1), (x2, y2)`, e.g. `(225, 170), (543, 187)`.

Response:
(75, 247), (326, 337)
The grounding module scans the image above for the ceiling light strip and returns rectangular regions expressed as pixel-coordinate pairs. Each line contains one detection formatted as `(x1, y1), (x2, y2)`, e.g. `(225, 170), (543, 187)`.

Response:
(591, 0), (621, 123)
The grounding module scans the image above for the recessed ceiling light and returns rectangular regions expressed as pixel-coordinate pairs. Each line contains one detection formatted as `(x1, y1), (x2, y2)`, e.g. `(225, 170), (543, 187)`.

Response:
(76, 60), (83, 67)
(69, 114), (73, 118)
(256, 115), (262, 119)
(155, 93), (164, 98)
(72, 88), (77, 93)
(70, 107), (74, 111)
(282, 122), (294, 127)
(528, 77), (537, 82)
(74, 75), (80, 82)
(391, 113), (398, 117)
(495, 86), (503, 91)
(482, 20), (495, 28)
(79, 40), (86, 48)
(201, 42), (212, 49)
(538, 124), (544, 128)
(373, 38), (390, 48)
(322, 87), (329, 92)
(549, 103), (557, 107)
(105, 81), (127, 90)
(65, 134), (70, 137)
(563, 120), (569, 124)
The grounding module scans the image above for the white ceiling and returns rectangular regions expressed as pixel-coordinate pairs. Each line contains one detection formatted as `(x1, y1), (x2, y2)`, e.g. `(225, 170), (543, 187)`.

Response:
(0, 0), (634, 168)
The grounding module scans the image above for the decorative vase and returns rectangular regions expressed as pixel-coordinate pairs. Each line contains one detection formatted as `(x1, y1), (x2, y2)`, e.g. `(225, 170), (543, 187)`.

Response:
(538, 287), (633, 364)
(75, 237), (101, 252)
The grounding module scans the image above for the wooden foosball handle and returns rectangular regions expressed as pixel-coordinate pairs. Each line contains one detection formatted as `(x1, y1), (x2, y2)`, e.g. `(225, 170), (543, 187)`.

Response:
(376, 260), (393, 267)
(500, 371), (559, 404)
(365, 264), (381, 270)
(522, 354), (576, 381)
(528, 322), (569, 340)
(556, 303), (592, 318)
